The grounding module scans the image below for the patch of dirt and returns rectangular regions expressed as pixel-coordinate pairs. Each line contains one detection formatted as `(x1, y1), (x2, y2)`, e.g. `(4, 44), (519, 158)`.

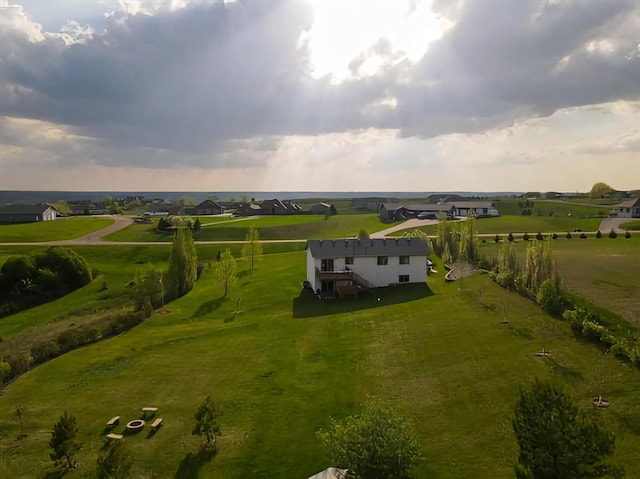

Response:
(157, 309), (171, 315)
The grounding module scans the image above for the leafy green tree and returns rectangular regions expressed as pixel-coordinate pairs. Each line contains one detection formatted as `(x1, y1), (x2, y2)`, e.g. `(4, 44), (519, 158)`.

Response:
(193, 217), (202, 231)
(178, 196), (197, 206)
(317, 398), (422, 479)
(49, 411), (80, 470)
(590, 182), (614, 199)
(214, 249), (237, 297)
(167, 228), (198, 299)
(192, 396), (221, 448)
(358, 229), (369, 240)
(241, 227), (263, 277)
(513, 378), (621, 479)
(96, 439), (133, 479)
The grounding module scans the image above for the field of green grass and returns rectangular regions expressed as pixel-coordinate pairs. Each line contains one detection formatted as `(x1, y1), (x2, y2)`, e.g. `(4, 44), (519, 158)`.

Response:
(1, 249), (640, 477)
(391, 215), (602, 237)
(491, 198), (610, 217)
(0, 217), (114, 243)
(106, 214), (393, 242)
(479, 236), (640, 326)
(621, 220), (640, 231)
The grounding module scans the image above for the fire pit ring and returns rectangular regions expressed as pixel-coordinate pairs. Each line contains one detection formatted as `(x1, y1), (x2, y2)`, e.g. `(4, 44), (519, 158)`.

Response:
(126, 419), (145, 432)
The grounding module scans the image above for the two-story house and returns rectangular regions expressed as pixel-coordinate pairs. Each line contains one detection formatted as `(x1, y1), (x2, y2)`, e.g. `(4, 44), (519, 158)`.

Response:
(306, 238), (431, 295)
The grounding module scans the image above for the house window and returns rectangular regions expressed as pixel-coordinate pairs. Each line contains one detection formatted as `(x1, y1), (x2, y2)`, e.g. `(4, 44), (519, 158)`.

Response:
(399, 275), (410, 283)
(399, 256), (410, 265)
(321, 259), (334, 272)
(345, 256), (354, 265)
(377, 256), (388, 265)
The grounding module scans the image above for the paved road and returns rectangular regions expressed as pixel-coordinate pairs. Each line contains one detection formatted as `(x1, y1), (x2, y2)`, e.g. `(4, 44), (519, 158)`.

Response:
(598, 217), (631, 234)
(0, 215), (635, 247)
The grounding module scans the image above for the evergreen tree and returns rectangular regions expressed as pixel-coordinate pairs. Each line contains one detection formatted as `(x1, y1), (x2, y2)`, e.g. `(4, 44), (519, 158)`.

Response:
(193, 218), (202, 231)
(513, 379), (621, 479)
(49, 411), (80, 470)
(241, 227), (263, 277)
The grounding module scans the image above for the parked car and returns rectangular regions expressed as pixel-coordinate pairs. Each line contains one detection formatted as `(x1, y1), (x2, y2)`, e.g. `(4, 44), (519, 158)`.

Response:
(417, 212), (437, 220)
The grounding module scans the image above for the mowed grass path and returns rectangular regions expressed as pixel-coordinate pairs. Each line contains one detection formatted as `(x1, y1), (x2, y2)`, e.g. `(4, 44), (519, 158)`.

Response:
(105, 214), (394, 242)
(1, 252), (640, 477)
(391, 215), (602, 237)
(0, 217), (114, 243)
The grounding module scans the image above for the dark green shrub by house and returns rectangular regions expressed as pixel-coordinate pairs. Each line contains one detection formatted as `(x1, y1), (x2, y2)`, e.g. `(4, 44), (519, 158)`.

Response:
(609, 228), (617, 239)
(566, 232), (572, 239)
(596, 230), (602, 238)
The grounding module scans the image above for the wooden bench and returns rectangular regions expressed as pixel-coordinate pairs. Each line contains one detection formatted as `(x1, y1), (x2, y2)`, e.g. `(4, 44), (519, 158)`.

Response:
(106, 433), (123, 440)
(150, 417), (163, 431)
(142, 407), (158, 416)
(106, 416), (120, 428)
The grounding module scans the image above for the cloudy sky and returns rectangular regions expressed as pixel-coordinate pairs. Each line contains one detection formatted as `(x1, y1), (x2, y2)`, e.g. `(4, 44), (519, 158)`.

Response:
(1, 0), (639, 192)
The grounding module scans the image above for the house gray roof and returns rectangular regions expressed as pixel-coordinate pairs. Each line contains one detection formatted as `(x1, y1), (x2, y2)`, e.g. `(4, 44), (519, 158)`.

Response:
(449, 201), (495, 209)
(614, 198), (640, 208)
(0, 203), (55, 215)
(307, 238), (431, 259)
(195, 199), (222, 209)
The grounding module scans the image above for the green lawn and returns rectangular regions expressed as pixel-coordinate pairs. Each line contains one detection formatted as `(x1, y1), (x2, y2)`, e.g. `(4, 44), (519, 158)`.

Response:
(491, 199), (610, 217)
(391, 215), (602, 237)
(0, 217), (114, 243)
(1, 251), (640, 477)
(621, 220), (640, 231)
(106, 214), (393, 242)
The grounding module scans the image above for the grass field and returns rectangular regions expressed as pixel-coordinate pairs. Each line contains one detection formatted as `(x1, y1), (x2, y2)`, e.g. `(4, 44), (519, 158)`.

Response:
(106, 214), (393, 242)
(0, 217), (114, 243)
(390, 215), (602, 237)
(1, 250), (640, 477)
(490, 199), (610, 217)
(621, 220), (640, 231)
(479, 236), (640, 326)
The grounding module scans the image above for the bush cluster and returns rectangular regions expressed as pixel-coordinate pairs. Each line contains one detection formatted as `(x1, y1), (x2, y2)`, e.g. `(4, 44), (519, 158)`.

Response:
(0, 247), (93, 319)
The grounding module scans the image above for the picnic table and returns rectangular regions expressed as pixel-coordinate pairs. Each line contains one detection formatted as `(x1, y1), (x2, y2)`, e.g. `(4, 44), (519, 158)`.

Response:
(106, 433), (123, 440)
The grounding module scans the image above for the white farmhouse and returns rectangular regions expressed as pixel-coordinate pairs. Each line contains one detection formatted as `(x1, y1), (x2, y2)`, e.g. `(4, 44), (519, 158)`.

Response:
(306, 238), (431, 295)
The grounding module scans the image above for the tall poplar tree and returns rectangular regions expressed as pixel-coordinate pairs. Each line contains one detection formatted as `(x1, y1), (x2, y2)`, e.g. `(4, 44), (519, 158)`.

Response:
(167, 227), (198, 299)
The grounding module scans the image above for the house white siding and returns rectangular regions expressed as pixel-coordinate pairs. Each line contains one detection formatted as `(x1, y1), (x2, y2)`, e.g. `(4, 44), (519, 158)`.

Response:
(307, 250), (426, 291)
(343, 255), (426, 287)
(42, 207), (57, 221)
(306, 248), (317, 290)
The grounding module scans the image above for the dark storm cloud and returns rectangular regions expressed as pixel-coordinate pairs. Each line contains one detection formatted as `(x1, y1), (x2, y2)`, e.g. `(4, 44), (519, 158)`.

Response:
(396, 0), (640, 137)
(0, 0), (639, 168)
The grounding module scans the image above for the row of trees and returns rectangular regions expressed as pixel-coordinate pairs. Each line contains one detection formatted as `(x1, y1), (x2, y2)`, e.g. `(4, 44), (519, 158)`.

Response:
(48, 395), (221, 476)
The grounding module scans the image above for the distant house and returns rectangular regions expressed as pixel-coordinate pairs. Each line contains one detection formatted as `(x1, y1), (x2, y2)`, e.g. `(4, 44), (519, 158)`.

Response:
(0, 204), (59, 223)
(612, 198), (640, 218)
(309, 202), (332, 215)
(68, 202), (97, 215)
(449, 201), (499, 218)
(306, 238), (431, 295)
(237, 198), (301, 216)
(379, 203), (455, 221)
(194, 200), (224, 216)
(351, 197), (390, 211)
